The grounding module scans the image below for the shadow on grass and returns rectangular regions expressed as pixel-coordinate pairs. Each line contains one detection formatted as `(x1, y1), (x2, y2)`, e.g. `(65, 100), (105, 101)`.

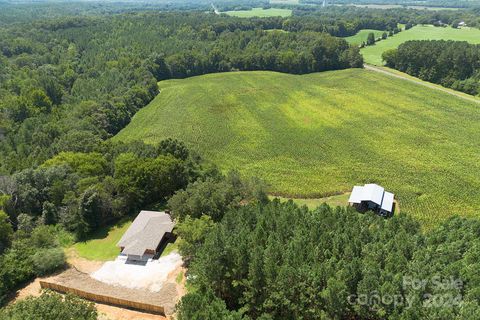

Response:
(76, 217), (133, 243)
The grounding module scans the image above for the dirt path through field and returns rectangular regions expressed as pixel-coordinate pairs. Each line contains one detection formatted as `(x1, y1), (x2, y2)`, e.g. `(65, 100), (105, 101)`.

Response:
(364, 64), (480, 104)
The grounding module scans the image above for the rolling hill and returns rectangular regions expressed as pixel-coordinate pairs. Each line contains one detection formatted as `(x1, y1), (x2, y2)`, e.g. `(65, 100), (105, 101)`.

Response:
(114, 69), (480, 228)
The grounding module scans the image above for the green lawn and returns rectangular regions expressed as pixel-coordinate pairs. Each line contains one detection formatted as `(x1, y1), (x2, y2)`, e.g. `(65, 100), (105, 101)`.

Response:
(114, 69), (480, 228)
(345, 29), (385, 45)
(361, 25), (480, 65)
(224, 7), (292, 18)
(271, 193), (351, 210)
(73, 218), (180, 261)
(73, 220), (132, 261)
(160, 241), (179, 257)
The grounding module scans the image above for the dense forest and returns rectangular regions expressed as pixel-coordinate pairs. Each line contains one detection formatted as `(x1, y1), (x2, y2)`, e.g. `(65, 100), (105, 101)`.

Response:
(173, 199), (480, 319)
(383, 40), (480, 95)
(0, 0), (271, 25)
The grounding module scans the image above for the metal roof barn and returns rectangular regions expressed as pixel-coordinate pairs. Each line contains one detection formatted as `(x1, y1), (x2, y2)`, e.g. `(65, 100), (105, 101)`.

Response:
(348, 184), (395, 216)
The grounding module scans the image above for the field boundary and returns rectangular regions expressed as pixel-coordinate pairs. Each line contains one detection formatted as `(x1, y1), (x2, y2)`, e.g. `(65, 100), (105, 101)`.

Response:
(39, 280), (165, 315)
(365, 64), (480, 104)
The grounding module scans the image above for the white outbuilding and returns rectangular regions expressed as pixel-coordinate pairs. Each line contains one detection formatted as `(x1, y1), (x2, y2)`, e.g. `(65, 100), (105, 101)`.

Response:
(348, 183), (395, 216)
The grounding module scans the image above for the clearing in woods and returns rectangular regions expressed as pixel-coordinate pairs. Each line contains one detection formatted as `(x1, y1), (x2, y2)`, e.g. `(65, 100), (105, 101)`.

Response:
(223, 7), (292, 17)
(114, 69), (480, 228)
(73, 219), (132, 261)
(271, 193), (351, 209)
(72, 218), (179, 261)
(360, 25), (480, 65)
(345, 29), (386, 45)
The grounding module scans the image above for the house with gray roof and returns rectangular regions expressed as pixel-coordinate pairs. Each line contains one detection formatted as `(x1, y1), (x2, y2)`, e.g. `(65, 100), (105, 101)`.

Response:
(348, 184), (395, 216)
(117, 211), (175, 262)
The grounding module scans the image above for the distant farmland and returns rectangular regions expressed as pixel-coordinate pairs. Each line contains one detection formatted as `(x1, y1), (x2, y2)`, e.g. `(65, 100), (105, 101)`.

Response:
(223, 7), (292, 17)
(270, 0), (299, 4)
(360, 25), (480, 65)
(345, 29), (385, 45)
(115, 69), (480, 228)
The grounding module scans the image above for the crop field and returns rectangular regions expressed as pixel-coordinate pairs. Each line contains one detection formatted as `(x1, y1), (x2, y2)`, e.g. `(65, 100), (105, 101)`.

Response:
(114, 69), (480, 228)
(361, 25), (480, 65)
(224, 7), (292, 17)
(345, 29), (385, 45)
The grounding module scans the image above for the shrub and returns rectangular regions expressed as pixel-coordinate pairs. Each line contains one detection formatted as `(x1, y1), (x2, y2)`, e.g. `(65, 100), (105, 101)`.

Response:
(0, 290), (97, 320)
(32, 247), (65, 276)
(30, 225), (58, 249)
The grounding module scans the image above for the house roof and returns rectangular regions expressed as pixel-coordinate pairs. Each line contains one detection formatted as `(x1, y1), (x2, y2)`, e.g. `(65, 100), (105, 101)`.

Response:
(117, 211), (175, 256)
(348, 183), (394, 213)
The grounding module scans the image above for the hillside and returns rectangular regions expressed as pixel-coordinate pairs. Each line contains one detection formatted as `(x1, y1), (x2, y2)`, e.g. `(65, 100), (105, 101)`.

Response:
(114, 69), (480, 227)
(361, 25), (480, 65)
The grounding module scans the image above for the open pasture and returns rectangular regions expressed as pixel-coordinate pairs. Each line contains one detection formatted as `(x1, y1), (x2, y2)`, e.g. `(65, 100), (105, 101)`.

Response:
(360, 25), (480, 65)
(223, 7), (292, 17)
(345, 29), (385, 45)
(115, 69), (480, 228)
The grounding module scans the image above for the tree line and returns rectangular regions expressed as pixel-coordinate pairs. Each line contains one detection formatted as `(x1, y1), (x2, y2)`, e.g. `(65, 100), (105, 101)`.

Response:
(302, 0), (480, 9)
(383, 40), (480, 95)
(294, 6), (480, 30)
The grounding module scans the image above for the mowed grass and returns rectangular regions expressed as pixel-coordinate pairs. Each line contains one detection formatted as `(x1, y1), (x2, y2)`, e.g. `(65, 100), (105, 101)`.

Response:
(224, 7), (292, 17)
(271, 194), (351, 210)
(361, 25), (480, 65)
(73, 220), (132, 261)
(114, 69), (480, 228)
(345, 29), (385, 45)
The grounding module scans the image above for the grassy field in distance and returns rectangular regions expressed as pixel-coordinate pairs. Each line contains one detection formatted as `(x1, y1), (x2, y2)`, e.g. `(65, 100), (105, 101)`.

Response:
(224, 7), (292, 17)
(361, 25), (480, 65)
(270, 0), (299, 4)
(345, 29), (385, 45)
(114, 69), (480, 228)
